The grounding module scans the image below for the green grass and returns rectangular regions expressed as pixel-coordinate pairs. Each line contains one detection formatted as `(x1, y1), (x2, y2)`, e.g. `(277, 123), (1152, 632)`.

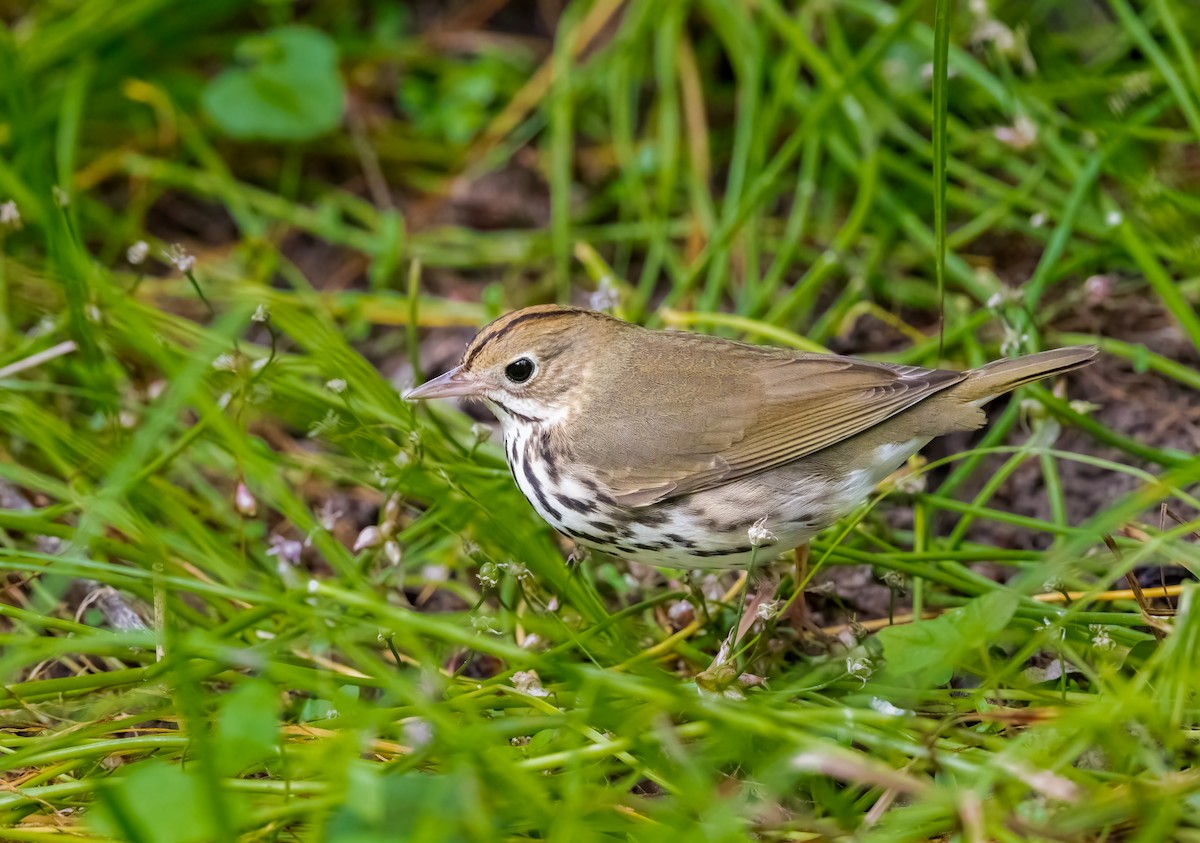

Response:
(1, 1), (1200, 840)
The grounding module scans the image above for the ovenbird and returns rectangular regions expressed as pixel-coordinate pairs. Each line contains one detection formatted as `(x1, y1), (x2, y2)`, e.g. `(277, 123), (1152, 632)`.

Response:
(405, 306), (1096, 568)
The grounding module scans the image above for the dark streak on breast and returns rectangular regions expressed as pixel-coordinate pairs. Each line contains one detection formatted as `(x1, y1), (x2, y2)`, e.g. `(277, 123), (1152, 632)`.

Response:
(521, 444), (562, 521)
(664, 532), (698, 550)
(555, 494), (596, 515)
(693, 545), (755, 558)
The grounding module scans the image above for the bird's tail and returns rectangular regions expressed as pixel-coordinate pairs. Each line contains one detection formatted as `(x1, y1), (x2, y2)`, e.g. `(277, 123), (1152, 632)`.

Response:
(953, 346), (1098, 404)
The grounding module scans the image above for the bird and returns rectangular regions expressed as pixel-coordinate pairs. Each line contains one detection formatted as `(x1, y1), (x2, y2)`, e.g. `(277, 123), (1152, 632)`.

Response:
(405, 305), (1096, 572)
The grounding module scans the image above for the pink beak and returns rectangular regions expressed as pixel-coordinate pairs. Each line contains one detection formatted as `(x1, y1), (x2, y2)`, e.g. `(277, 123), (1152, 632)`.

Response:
(403, 366), (481, 400)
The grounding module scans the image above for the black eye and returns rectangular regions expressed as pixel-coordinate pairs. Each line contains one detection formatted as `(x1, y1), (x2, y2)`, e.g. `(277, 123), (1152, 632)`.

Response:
(505, 357), (535, 383)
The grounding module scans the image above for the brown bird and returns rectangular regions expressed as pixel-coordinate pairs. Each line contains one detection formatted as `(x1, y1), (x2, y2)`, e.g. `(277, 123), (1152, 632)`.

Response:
(405, 305), (1096, 570)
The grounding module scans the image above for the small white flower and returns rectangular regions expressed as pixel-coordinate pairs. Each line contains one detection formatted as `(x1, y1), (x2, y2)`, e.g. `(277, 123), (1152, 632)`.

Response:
(403, 718), (434, 749)
(748, 516), (776, 548)
(383, 541), (402, 566)
(318, 500), (343, 532)
(1041, 616), (1067, 641)
(353, 525), (383, 552)
(471, 614), (501, 634)
(512, 670), (550, 698)
(755, 599), (781, 622)
(251, 304), (269, 323)
(589, 276), (620, 311)
(500, 561), (531, 581)
(52, 186), (70, 207)
(847, 656), (874, 684)
(234, 481), (258, 517)
(212, 353), (238, 372)
(994, 114), (1037, 150)
(1030, 211), (1047, 228)
(0, 200), (21, 230)
(1000, 325), (1029, 357)
(1090, 624), (1115, 653)
(972, 19), (1015, 53)
(477, 561), (500, 590)
(266, 534), (304, 566)
(522, 633), (544, 651)
(85, 303), (102, 324)
(166, 243), (195, 274)
(985, 286), (1021, 310)
(306, 578), (320, 594)
(325, 378), (347, 394)
(127, 240), (149, 265)
(1105, 210), (1124, 227)
(1085, 274), (1113, 301)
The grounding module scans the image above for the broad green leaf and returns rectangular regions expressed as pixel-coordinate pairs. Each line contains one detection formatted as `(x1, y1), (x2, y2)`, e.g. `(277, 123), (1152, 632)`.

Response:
(324, 769), (473, 843)
(877, 589), (1019, 685)
(203, 26), (344, 141)
(90, 761), (244, 843)
(214, 679), (280, 776)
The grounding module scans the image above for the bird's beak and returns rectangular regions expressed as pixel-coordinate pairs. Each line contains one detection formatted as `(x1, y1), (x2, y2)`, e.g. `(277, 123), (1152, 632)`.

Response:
(403, 366), (481, 400)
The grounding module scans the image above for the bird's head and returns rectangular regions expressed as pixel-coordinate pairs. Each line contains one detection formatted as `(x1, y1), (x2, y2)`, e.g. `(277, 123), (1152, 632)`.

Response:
(404, 305), (621, 427)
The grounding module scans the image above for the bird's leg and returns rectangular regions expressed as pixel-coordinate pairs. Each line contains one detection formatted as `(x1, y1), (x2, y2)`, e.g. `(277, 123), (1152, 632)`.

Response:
(782, 542), (834, 647)
(698, 568), (778, 693)
(785, 543), (811, 627)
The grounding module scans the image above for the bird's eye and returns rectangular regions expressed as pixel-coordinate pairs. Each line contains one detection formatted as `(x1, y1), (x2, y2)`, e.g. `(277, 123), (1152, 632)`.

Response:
(505, 357), (535, 383)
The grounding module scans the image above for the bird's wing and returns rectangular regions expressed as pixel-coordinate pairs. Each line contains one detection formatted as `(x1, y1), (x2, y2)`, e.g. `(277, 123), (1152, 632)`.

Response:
(572, 345), (964, 507)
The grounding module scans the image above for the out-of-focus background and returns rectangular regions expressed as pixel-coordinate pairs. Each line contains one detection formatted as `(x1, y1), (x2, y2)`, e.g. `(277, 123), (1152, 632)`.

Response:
(2, 1), (1200, 840)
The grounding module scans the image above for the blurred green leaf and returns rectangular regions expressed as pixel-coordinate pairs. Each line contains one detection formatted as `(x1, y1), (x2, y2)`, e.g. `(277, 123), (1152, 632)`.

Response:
(213, 679), (280, 777)
(397, 52), (531, 145)
(90, 760), (244, 843)
(877, 589), (1019, 685)
(324, 768), (473, 843)
(203, 26), (344, 141)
